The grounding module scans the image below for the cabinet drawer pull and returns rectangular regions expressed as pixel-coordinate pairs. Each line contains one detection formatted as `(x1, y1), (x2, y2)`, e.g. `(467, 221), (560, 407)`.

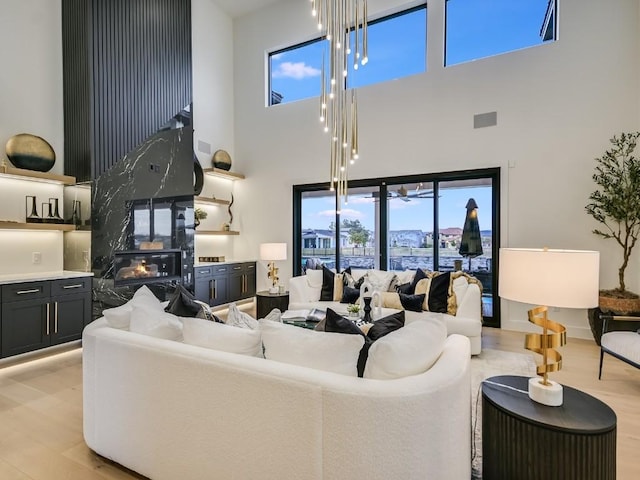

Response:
(198, 270), (209, 274)
(55, 302), (58, 333)
(46, 303), (50, 335)
(17, 288), (40, 295)
(233, 266), (242, 270)
(62, 284), (83, 289)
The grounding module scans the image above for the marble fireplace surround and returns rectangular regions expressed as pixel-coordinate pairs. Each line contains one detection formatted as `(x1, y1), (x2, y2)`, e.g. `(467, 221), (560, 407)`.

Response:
(91, 126), (195, 317)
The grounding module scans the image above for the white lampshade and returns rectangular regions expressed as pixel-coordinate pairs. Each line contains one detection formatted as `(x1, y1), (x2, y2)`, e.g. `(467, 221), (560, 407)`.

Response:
(499, 248), (600, 309)
(259, 243), (287, 261)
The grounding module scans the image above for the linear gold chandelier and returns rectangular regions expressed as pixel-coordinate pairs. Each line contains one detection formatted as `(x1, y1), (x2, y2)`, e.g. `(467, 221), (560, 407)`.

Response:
(311, 0), (368, 212)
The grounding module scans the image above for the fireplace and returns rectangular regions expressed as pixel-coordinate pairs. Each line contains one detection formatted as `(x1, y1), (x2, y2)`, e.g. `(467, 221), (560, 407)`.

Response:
(113, 249), (182, 287)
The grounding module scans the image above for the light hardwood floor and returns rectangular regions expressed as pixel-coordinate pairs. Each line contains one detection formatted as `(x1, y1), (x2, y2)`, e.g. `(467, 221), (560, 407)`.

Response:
(0, 328), (638, 479)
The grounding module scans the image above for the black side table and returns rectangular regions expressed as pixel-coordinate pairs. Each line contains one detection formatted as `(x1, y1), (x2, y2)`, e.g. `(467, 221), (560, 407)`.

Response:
(482, 375), (616, 480)
(256, 290), (289, 319)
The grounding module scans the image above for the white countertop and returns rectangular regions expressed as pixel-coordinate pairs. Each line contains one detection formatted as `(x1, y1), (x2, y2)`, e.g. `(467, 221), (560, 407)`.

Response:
(0, 271), (93, 285)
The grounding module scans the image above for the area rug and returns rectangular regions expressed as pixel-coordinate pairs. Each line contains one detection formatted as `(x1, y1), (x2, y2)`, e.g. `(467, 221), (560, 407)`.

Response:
(470, 349), (537, 479)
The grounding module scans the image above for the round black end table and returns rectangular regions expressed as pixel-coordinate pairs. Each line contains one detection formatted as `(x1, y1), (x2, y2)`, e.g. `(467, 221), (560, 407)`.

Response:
(482, 375), (616, 480)
(256, 290), (289, 319)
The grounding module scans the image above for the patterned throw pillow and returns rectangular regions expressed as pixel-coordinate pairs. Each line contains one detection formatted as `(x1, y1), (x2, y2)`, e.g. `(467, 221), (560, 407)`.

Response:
(226, 303), (259, 329)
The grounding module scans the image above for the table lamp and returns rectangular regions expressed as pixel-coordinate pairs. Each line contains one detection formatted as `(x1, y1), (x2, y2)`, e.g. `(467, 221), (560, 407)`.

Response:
(259, 243), (287, 294)
(499, 248), (599, 406)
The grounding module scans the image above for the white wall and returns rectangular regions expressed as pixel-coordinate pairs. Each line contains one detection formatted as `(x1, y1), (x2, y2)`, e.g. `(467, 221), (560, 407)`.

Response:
(232, 0), (640, 337)
(0, 0), (64, 176)
(192, 0), (237, 260)
(0, 0), (65, 275)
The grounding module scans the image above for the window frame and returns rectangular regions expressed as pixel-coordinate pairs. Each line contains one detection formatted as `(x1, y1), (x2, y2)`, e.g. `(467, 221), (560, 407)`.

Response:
(293, 167), (501, 327)
(267, 3), (428, 107)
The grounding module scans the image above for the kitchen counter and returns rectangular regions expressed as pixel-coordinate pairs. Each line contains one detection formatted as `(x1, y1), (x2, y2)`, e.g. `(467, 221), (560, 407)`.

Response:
(0, 270), (94, 285)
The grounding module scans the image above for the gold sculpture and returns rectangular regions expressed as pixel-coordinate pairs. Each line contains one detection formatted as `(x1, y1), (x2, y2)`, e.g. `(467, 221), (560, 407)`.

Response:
(267, 262), (279, 288)
(525, 306), (567, 386)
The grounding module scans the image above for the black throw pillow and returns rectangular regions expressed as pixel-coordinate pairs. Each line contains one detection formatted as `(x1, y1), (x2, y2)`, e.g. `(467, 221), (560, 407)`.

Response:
(165, 285), (201, 317)
(408, 268), (429, 295)
(320, 265), (335, 301)
(395, 282), (413, 295)
(325, 308), (370, 377)
(340, 286), (361, 304)
(399, 293), (425, 312)
(427, 272), (450, 313)
(366, 310), (405, 341)
(324, 309), (406, 377)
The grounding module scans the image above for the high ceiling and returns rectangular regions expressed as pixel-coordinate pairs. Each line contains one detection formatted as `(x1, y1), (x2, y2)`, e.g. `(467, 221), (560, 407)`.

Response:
(213, 0), (282, 18)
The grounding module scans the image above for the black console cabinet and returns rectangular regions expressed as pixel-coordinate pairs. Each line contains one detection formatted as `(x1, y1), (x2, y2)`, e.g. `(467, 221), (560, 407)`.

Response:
(194, 262), (256, 307)
(1, 276), (91, 358)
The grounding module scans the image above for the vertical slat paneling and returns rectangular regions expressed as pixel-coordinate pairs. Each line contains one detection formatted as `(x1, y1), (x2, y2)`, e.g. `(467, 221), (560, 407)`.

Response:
(63, 0), (192, 180)
(62, 0), (91, 181)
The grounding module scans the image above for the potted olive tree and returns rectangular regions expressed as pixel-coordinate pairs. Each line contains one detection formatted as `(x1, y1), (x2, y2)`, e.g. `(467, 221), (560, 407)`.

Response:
(585, 132), (640, 343)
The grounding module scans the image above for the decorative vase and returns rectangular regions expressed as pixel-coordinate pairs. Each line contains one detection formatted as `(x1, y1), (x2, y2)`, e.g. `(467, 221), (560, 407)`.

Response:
(6, 133), (56, 172)
(25, 196), (41, 223)
(70, 200), (82, 226)
(49, 198), (62, 222)
(362, 297), (372, 323)
(212, 150), (232, 171)
(42, 202), (54, 223)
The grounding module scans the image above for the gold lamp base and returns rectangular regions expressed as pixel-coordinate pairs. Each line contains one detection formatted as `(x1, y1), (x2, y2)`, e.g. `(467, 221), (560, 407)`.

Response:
(267, 261), (279, 293)
(525, 305), (567, 407)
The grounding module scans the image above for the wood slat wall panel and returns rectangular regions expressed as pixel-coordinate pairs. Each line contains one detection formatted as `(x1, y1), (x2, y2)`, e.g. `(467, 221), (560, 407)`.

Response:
(62, 0), (192, 181)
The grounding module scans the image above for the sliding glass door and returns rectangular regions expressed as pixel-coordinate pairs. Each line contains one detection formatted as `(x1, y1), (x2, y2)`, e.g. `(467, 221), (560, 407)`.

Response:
(293, 168), (500, 326)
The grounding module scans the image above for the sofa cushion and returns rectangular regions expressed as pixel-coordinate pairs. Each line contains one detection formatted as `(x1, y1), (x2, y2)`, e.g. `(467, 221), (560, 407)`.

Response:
(399, 293), (426, 312)
(260, 320), (364, 377)
(306, 269), (324, 289)
(395, 269), (416, 285)
(366, 270), (398, 292)
(165, 284), (202, 317)
(407, 268), (429, 295)
(226, 303), (259, 329)
(426, 272), (451, 313)
(182, 316), (262, 357)
(320, 265), (335, 301)
(129, 304), (183, 340)
(323, 308), (405, 377)
(340, 285), (361, 304)
(103, 285), (163, 329)
(364, 318), (446, 380)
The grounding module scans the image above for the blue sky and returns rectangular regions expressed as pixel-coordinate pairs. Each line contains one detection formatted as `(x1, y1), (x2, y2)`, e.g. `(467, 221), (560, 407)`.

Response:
(271, 0), (551, 103)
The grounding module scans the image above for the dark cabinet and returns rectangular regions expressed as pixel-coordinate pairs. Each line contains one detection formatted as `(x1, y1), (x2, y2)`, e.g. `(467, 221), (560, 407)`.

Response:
(0, 276), (91, 358)
(194, 262), (255, 307)
(230, 262), (256, 301)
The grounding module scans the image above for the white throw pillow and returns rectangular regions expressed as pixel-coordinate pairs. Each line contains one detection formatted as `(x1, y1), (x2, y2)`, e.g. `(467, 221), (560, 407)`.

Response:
(182, 317), (262, 357)
(103, 286), (164, 329)
(395, 269), (416, 285)
(367, 270), (398, 292)
(364, 318), (447, 380)
(226, 303), (259, 329)
(261, 308), (283, 323)
(129, 304), (183, 340)
(260, 320), (364, 377)
(305, 269), (324, 289)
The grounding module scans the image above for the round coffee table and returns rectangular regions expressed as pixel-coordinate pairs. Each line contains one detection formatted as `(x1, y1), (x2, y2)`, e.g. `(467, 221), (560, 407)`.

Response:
(482, 375), (616, 480)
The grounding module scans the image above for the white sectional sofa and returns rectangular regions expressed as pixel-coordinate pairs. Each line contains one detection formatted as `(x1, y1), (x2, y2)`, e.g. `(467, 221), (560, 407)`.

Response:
(83, 317), (472, 480)
(289, 269), (483, 355)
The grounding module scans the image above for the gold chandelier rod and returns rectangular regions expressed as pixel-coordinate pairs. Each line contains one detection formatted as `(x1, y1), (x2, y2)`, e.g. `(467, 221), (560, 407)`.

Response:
(312, 0), (368, 212)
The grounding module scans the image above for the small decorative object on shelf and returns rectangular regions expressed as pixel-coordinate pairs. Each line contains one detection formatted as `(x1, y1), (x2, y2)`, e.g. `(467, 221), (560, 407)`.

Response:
(25, 195), (41, 223)
(194, 207), (207, 229)
(42, 201), (54, 223)
(212, 149), (232, 171)
(228, 192), (234, 225)
(70, 200), (82, 226)
(221, 222), (230, 231)
(49, 198), (63, 223)
(5, 133), (56, 172)
(198, 256), (225, 262)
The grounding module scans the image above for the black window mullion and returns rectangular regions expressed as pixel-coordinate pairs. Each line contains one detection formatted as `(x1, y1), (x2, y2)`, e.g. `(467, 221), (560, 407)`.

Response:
(379, 183), (388, 269)
(432, 182), (440, 270)
(335, 189), (341, 270)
